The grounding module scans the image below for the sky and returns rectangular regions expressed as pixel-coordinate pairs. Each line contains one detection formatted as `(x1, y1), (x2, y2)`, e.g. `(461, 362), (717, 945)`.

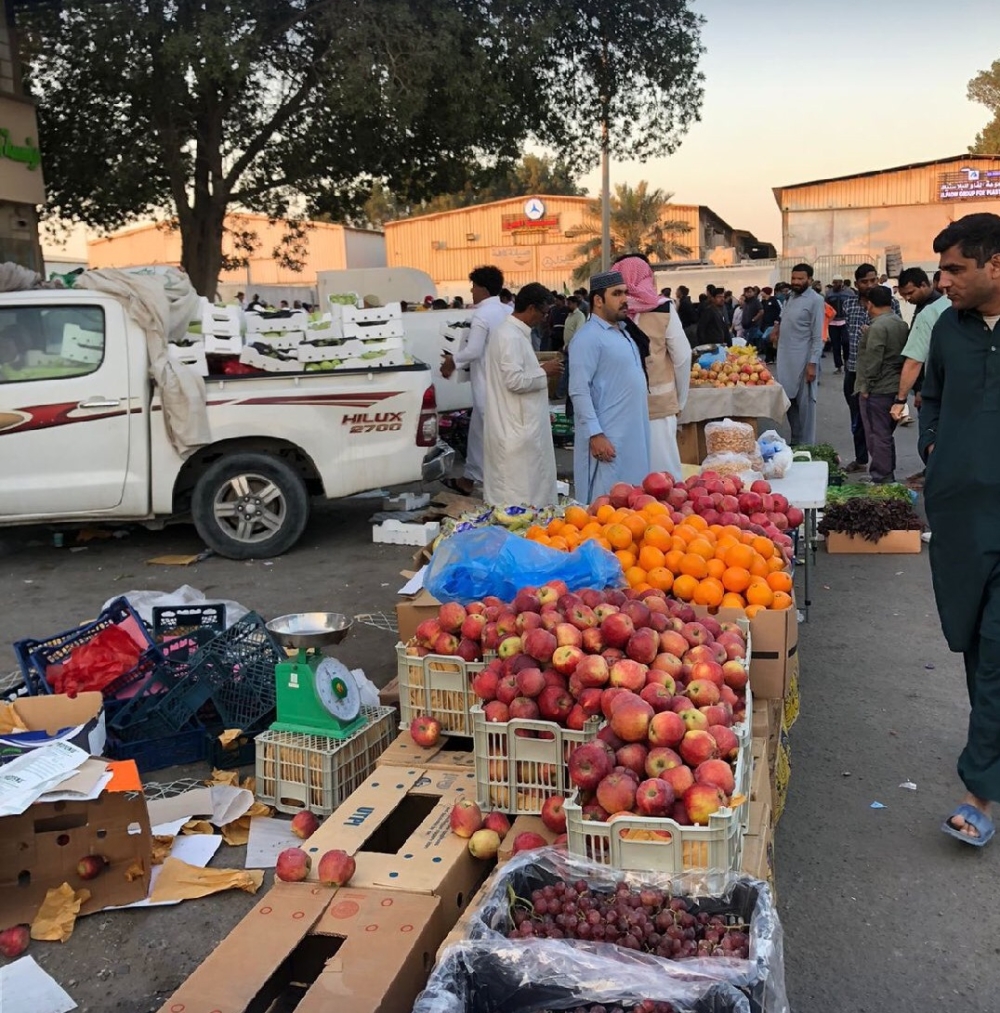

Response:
(576, 0), (1000, 245)
(46, 0), (1000, 261)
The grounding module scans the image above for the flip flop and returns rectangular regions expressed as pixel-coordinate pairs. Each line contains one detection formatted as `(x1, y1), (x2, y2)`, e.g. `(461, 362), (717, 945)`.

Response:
(439, 477), (473, 495)
(942, 803), (995, 847)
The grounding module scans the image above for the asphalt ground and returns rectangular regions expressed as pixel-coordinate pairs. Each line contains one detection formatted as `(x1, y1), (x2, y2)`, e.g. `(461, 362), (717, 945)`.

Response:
(0, 352), (991, 1012)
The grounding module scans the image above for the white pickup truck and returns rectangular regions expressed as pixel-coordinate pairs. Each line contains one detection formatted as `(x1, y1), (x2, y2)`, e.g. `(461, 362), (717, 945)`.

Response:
(0, 289), (449, 557)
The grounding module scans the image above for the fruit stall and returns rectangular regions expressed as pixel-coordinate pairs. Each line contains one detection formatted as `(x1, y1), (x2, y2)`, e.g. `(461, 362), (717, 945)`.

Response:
(1, 460), (804, 1013)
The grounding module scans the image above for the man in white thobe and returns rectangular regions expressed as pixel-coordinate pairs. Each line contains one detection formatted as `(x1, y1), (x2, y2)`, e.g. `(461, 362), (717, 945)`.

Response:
(440, 265), (510, 494)
(483, 283), (564, 507)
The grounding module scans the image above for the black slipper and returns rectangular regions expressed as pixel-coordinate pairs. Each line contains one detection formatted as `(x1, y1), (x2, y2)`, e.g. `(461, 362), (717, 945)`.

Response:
(440, 477), (473, 495)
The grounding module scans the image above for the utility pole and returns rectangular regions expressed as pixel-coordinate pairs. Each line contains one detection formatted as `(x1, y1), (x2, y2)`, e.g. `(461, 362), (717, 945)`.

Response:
(600, 33), (610, 272)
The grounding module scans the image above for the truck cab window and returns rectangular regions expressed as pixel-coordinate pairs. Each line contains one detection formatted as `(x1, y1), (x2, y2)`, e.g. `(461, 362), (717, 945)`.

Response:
(0, 306), (106, 384)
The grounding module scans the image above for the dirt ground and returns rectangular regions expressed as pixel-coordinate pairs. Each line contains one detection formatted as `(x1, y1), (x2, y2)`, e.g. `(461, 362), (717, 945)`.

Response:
(2, 368), (999, 1012)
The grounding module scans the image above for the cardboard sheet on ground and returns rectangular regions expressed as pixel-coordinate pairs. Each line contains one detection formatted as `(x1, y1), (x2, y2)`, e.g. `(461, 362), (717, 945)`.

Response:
(0, 741), (89, 816)
(0, 956), (77, 1013)
(245, 816), (302, 868)
(398, 567), (426, 595)
(145, 783), (253, 827)
(30, 883), (91, 942)
(149, 857), (263, 903)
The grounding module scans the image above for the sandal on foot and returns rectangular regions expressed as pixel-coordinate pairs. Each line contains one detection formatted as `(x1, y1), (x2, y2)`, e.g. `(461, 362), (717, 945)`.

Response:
(942, 803), (995, 847)
(440, 477), (473, 495)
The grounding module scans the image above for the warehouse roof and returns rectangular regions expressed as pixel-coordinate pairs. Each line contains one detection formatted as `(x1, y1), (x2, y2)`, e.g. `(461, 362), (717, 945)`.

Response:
(773, 153), (1000, 201)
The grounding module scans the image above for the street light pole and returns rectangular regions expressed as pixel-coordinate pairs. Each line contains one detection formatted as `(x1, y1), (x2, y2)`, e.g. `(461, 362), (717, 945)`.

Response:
(600, 33), (611, 272)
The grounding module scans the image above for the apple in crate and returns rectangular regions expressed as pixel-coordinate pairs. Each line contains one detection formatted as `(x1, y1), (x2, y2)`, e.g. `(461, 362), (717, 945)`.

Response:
(635, 778), (675, 817)
(645, 746), (683, 778)
(290, 810), (320, 840)
(449, 798), (483, 839)
(683, 783), (727, 825)
(410, 715), (442, 748)
(318, 849), (356, 886)
(275, 847), (311, 882)
(679, 729), (719, 766)
(696, 758), (736, 796)
(596, 771), (637, 815)
(540, 795), (567, 834)
(568, 742), (613, 790)
(437, 602), (467, 633)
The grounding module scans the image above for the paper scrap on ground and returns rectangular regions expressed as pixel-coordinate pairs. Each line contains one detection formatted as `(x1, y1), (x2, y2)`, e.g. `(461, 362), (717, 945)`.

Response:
(151, 835), (175, 865)
(0, 741), (90, 817)
(149, 857), (263, 903)
(181, 819), (214, 835)
(245, 816), (301, 868)
(398, 567), (426, 595)
(0, 956), (77, 1013)
(217, 729), (243, 748)
(39, 760), (112, 804)
(151, 817), (189, 837)
(221, 802), (271, 847)
(146, 783), (253, 827)
(0, 701), (28, 734)
(146, 554), (201, 566)
(30, 884), (91, 942)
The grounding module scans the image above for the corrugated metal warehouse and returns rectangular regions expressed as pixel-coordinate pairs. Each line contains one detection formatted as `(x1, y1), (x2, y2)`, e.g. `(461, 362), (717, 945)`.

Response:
(384, 195), (763, 294)
(87, 213), (386, 289)
(774, 154), (1000, 277)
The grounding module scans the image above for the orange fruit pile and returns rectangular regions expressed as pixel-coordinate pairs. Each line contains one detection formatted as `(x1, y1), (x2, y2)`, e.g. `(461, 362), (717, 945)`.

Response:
(525, 502), (793, 614)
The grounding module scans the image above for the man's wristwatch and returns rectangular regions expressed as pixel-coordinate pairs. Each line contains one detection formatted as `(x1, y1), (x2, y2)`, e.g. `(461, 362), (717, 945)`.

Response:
(893, 397), (907, 405)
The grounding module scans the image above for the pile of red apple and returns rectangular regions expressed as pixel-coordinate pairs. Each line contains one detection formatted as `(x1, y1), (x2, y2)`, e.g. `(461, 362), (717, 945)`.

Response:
(595, 472), (801, 552)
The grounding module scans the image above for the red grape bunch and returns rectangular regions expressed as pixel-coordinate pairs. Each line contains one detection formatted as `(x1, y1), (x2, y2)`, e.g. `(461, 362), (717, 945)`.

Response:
(508, 879), (751, 961)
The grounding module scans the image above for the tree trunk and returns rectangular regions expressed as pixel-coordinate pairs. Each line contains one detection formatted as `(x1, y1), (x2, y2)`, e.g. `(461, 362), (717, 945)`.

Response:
(180, 197), (227, 298)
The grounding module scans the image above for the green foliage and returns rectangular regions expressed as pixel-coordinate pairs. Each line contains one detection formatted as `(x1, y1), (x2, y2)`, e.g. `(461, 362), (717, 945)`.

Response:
(571, 182), (693, 282)
(967, 57), (1000, 154)
(531, 0), (705, 170)
(18, 0), (546, 293)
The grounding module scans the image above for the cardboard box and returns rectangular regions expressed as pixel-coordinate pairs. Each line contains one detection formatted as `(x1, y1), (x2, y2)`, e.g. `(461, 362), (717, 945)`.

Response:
(750, 737), (769, 804)
(377, 730), (475, 774)
(379, 677), (400, 711)
(0, 760), (152, 925)
(677, 416), (758, 466)
(766, 699), (783, 777)
(694, 603), (797, 700)
(301, 766), (487, 939)
(741, 799), (774, 886)
(751, 698), (771, 742)
(435, 875), (494, 959)
(158, 883), (440, 1013)
(825, 530), (922, 554)
(497, 814), (558, 866)
(0, 692), (106, 765)
(396, 589), (442, 646)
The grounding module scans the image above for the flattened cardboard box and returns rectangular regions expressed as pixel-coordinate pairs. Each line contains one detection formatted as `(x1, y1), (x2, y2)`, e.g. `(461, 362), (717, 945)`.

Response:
(377, 730), (475, 774)
(741, 800), (774, 886)
(158, 883), (440, 1013)
(0, 691), (106, 765)
(303, 766), (488, 938)
(0, 760), (151, 925)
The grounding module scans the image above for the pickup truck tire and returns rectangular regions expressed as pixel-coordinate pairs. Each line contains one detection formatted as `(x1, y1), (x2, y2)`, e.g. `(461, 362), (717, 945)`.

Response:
(191, 453), (310, 559)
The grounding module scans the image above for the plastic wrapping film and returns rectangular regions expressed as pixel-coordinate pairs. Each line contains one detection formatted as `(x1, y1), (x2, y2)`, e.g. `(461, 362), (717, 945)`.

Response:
(415, 940), (752, 1013)
(424, 527), (624, 605)
(703, 420), (756, 457)
(457, 848), (788, 1013)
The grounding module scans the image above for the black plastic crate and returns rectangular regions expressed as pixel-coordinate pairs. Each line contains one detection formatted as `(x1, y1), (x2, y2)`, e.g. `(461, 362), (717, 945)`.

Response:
(105, 719), (207, 773)
(204, 728), (258, 769)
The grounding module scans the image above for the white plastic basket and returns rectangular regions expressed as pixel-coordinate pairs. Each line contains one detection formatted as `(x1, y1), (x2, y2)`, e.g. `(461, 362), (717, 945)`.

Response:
(396, 642), (490, 738)
(254, 706), (396, 816)
(471, 705), (601, 814)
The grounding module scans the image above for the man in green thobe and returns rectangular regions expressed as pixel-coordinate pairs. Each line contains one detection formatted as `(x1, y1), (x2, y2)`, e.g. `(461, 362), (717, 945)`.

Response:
(920, 213), (1000, 846)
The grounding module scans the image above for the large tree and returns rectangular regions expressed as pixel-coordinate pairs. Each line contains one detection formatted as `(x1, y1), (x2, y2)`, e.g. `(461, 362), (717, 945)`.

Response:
(968, 57), (1000, 154)
(16, 0), (546, 294)
(571, 182), (693, 283)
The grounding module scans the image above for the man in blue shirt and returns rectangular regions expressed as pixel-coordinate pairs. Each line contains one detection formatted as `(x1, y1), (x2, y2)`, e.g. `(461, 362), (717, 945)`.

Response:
(569, 271), (650, 502)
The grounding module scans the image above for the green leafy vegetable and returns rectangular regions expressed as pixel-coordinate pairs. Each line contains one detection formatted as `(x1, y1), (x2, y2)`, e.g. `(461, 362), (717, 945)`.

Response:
(819, 498), (923, 542)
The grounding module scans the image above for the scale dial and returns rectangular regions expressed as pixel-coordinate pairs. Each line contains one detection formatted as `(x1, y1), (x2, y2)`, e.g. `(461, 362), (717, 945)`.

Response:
(314, 657), (361, 723)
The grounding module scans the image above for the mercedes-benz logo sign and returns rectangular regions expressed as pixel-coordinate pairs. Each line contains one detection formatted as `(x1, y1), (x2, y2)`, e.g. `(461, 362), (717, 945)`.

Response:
(524, 198), (546, 221)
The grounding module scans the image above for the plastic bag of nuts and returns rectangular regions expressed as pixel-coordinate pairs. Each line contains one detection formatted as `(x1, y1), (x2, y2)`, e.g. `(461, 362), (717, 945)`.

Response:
(701, 451), (764, 479)
(704, 418), (756, 455)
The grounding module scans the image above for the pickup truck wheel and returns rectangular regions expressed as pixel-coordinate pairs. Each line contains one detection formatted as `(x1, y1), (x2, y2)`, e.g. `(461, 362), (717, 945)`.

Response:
(191, 453), (310, 559)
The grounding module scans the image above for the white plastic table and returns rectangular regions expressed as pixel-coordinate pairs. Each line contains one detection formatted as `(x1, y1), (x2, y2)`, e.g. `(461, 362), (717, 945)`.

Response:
(768, 459), (828, 621)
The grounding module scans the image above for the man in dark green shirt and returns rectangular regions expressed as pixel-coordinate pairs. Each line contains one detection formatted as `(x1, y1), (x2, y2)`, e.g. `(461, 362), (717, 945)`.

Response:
(855, 285), (910, 482)
(919, 213), (1000, 847)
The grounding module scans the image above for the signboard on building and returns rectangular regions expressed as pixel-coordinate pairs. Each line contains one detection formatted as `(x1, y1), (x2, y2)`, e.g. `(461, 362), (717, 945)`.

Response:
(0, 96), (45, 205)
(937, 167), (1000, 202)
(501, 213), (560, 232)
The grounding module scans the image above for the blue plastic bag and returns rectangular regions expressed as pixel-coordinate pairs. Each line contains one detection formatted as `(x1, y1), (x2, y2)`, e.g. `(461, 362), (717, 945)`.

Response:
(424, 527), (624, 604)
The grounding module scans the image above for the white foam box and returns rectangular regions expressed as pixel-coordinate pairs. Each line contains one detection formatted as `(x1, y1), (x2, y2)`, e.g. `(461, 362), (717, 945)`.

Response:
(340, 317), (405, 340)
(246, 329), (305, 351)
(304, 317), (343, 343)
(338, 350), (408, 370)
(202, 303), (243, 338)
(238, 346), (302, 373)
(245, 308), (309, 334)
(61, 324), (104, 364)
(372, 519), (440, 546)
(329, 301), (403, 339)
(167, 341), (208, 376)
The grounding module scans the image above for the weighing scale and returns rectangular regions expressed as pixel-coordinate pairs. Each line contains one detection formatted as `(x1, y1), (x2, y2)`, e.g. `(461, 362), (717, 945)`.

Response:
(266, 612), (368, 738)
